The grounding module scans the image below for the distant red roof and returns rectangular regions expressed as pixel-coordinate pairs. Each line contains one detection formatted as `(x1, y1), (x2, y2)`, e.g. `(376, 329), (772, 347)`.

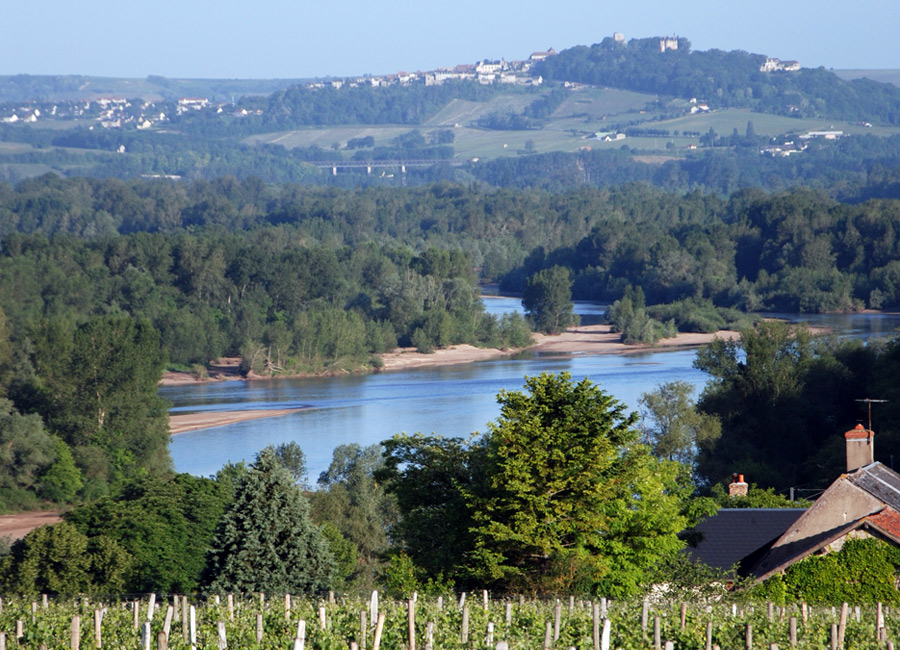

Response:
(866, 507), (900, 541)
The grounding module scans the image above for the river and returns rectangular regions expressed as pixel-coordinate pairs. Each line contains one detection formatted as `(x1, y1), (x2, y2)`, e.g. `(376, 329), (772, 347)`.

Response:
(166, 300), (900, 482)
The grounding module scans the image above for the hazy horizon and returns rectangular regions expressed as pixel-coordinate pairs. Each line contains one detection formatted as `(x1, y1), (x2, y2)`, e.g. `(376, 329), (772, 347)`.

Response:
(3, 0), (899, 80)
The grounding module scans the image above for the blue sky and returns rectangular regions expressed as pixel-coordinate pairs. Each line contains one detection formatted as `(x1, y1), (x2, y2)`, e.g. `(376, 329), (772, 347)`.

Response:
(3, 0), (898, 79)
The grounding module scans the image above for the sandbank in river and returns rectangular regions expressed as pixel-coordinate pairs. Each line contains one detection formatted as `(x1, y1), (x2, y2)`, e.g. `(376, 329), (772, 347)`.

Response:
(163, 324), (739, 434)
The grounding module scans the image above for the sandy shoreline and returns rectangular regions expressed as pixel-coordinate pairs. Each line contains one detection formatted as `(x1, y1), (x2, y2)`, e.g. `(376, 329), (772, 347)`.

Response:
(169, 409), (304, 434)
(160, 325), (737, 386)
(163, 325), (740, 434)
(0, 511), (63, 541)
(378, 324), (740, 372)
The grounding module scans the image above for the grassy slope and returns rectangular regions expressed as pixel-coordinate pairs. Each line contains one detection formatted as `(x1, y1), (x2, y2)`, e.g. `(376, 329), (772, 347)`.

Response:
(243, 85), (900, 162)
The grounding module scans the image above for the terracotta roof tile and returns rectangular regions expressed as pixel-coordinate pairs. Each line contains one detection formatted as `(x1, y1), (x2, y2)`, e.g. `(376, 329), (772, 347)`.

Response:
(866, 507), (900, 541)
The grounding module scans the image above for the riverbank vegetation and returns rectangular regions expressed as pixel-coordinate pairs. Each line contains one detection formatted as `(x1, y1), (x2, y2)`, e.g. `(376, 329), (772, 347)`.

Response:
(0, 374), (707, 599)
(2, 363), (899, 603)
(6, 177), (900, 319)
(4, 174), (900, 510)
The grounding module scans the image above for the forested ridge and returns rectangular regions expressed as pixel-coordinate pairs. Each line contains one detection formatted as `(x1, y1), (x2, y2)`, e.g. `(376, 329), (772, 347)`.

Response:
(534, 36), (900, 124)
(7, 175), (900, 326)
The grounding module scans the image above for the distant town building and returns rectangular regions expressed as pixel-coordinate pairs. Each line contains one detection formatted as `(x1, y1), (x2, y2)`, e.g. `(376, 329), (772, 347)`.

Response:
(800, 130), (844, 140)
(529, 48), (557, 62)
(760, 57), (801, 72)
(178, 97), (209, 109)
(613, 33), (625, 43)
(476, 59), (505, 74)
(660, 37), (679, 52)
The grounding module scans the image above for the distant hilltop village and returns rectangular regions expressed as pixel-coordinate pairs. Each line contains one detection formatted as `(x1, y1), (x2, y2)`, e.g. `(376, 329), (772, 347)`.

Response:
(319, 47), (555, 90)
(0, 35), (801, 132)
(0, 47), (558, 130)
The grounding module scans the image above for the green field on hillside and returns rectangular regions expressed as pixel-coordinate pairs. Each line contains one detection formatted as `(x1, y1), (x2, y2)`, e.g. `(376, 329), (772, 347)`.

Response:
(552, 86), (659, 119)
(243, 102), (900, 161)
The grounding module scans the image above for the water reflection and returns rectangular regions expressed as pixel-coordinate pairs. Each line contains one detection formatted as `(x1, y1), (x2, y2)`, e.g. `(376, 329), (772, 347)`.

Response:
(167, 348), (704, 482)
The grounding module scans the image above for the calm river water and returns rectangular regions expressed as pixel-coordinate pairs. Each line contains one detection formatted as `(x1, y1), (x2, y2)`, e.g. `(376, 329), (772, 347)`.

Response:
(166, 299), (900, 482)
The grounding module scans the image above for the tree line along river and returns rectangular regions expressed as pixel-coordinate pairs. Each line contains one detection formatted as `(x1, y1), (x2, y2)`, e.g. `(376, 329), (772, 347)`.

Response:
(165, 299), (900, 482)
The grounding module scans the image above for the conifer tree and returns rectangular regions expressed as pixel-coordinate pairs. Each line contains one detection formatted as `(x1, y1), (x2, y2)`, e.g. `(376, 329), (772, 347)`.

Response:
(203, 447), (335, 594)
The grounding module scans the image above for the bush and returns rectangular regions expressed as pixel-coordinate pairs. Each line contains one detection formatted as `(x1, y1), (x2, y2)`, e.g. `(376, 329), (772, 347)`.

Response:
(757, 537), (900, 604)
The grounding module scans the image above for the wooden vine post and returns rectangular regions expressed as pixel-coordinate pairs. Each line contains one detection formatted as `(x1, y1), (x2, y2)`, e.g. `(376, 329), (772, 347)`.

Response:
(70, 614), (80, 650)
(408, 598), (416, 650)
(94, 609), (103, 648)
(461, 605), (469, 643)
(360, 609), (367, 650)
(554, 600), (562, 641)
(372, 612), (386, 650)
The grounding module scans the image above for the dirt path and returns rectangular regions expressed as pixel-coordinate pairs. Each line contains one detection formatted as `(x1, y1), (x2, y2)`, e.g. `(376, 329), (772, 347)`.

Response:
(0, 511), (62, 541)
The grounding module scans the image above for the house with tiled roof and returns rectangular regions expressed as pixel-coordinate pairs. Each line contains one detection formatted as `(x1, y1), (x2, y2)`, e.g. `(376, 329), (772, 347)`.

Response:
(686, 424), (900, 584)
(744, 425), (900, 582)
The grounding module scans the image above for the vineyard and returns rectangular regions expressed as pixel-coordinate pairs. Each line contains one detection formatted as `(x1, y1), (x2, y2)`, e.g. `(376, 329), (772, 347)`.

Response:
(0, 592), (897, 650)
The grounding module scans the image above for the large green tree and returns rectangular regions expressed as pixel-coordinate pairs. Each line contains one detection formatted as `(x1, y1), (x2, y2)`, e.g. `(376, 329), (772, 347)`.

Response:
(522, 266), (577, 334)
(381, 372), (697, 597)
(0, 521), (132, 596)
(694, 321), (877, 490)
(377, 433), (481, 583)
(16, 315), (170, 491)
(66, 472), (234, 593)
(203, 447), (335, 594)
(0, 398), (59, 510)
(310, 443), (398, 590)
(467, 372), (693, 596)
(638, 380), (721, 467)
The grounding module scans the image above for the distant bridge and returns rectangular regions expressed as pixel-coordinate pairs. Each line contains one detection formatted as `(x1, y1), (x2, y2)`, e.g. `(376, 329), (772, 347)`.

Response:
(308, 159), (467, 175)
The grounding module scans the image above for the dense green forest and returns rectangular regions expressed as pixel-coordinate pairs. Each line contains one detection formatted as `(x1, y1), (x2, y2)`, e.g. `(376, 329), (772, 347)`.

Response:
(6, 175), (900, 332)
(472, 135), (900, 198)
(3, 173), (900, 598)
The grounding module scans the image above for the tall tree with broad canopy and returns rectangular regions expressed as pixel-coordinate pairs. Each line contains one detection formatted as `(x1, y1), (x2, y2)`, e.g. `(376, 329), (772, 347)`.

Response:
(381, 372), (699, 597)
(638, 379), (722, 468)
(522, 266), (577, 334)
(467, 372), (694, 596)
(203, 446), (335, 595)
(693, 321), (876, 490)
(14, 315), (170, 492)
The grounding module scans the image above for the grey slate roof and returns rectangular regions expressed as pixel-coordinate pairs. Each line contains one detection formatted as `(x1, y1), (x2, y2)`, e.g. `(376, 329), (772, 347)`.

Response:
(684, 508), (806, 571)
(847, 462), (900, 510)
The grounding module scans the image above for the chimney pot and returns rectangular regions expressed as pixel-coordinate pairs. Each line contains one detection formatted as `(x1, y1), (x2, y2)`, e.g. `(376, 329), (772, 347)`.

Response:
(845, 424), (874, 472)
(728, 474), (748, 497)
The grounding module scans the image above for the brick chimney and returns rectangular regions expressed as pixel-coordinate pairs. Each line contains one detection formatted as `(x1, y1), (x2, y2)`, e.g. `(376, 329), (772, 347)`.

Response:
(845, 423), (874, 472)
(728, 473), (748, 497)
